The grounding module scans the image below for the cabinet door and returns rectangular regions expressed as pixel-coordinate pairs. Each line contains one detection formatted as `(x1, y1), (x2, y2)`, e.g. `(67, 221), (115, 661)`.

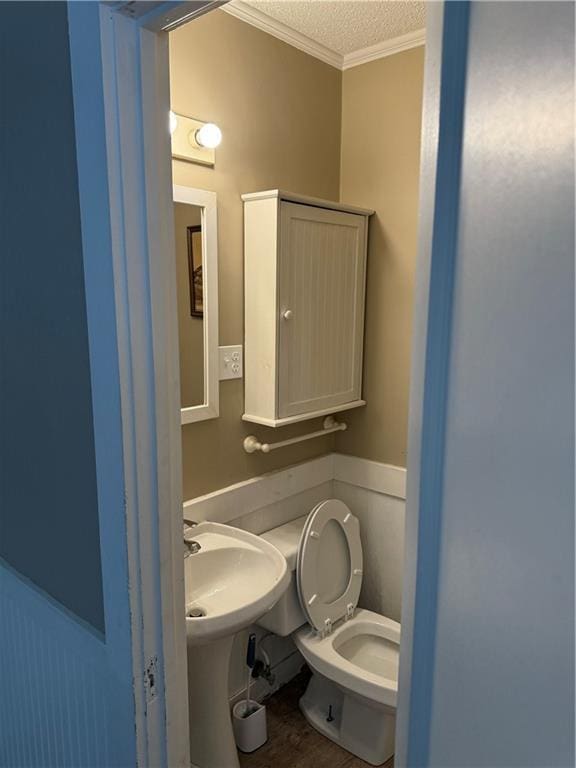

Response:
(278, 202), (367, 419)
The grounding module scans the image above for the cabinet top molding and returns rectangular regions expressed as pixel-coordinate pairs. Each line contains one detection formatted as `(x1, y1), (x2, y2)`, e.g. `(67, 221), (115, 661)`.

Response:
(241, 189), (375, 218)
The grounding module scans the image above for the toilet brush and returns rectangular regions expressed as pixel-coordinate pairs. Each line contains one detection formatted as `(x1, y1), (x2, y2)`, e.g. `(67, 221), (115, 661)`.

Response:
(233, 633), (267, 752)
(243, 633), (257, 717)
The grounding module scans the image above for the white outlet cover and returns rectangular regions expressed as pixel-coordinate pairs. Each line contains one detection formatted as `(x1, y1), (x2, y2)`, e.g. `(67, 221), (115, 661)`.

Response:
(219, 345), (243, 380)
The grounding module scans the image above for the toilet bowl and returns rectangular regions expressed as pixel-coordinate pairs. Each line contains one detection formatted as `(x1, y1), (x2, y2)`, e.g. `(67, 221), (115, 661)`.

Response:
(259, 499), (400, 766)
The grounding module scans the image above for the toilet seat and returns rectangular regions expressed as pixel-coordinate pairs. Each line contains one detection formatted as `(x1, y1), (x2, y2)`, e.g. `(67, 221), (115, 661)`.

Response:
(296, 499), (363, 635)
(294, 608), (400, 709)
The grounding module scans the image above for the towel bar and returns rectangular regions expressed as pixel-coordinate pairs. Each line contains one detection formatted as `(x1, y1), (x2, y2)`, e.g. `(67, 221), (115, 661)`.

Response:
(243, 415), (347, 454)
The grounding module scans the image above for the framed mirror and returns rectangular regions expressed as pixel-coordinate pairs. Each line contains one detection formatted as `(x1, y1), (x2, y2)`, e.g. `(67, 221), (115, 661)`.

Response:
(173, 185), (219, 424)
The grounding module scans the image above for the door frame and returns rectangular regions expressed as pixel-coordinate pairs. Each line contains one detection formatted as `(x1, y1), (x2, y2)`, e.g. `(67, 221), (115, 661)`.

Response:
(396, 2), (470, 765)
(68, 0), (470, 764)
(68, 2), (225, 766)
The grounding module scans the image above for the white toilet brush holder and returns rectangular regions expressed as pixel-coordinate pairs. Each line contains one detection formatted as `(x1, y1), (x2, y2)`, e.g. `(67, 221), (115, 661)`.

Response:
(232, 700), (267, 753)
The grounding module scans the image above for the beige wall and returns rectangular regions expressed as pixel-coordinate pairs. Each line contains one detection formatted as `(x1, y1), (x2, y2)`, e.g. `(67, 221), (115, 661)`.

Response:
(170, 11), (342, 499)
(336, 47), (424, 467)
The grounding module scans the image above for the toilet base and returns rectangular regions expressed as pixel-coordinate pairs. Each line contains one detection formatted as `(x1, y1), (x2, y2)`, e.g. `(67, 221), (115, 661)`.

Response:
(299, 671), (395, 766)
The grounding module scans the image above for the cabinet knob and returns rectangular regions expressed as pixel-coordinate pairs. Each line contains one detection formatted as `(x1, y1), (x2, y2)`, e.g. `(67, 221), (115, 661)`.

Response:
(282, 309), (293, 321)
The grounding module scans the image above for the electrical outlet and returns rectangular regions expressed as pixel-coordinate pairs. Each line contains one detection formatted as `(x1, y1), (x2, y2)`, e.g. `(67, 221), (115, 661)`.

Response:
(219, 345), (243, 380)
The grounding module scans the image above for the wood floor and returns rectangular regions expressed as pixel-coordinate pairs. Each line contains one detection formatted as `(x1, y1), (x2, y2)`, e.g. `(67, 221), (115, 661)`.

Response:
(238, 670), (394, 768)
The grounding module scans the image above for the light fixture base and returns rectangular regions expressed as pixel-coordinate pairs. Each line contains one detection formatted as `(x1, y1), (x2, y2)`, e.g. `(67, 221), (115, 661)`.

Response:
(170, 112), (218, 167)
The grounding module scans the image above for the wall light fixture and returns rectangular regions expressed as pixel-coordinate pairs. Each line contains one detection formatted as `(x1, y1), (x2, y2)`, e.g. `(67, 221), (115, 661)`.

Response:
(169, 110), (222, 167)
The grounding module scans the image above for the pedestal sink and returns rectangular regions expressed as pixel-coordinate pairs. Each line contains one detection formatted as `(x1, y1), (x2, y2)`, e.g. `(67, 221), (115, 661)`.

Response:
(184, 521), (289, 768)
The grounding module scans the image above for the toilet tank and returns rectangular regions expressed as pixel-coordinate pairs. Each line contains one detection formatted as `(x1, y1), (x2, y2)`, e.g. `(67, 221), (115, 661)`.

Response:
(257, 515), (308, 636)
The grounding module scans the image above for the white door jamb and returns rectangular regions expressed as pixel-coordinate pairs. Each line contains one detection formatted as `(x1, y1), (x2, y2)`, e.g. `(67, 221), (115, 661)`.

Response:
(70, 1), (225, 765)
(396, 2), (471, 766)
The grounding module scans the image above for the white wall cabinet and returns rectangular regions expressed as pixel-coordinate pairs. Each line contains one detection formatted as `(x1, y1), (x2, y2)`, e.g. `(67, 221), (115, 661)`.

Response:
(243, 190), (373, 427)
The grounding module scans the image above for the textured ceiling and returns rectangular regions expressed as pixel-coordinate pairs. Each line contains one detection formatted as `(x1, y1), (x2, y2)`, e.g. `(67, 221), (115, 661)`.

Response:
(240, 1), (425, 55)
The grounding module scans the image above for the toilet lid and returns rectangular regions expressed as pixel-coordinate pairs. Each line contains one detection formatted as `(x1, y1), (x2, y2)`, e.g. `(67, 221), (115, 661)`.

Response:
(296, 499), (363, 633)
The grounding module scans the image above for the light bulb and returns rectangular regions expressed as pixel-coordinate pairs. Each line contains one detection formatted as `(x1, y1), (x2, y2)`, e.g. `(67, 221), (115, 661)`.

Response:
(169, 111), (178, 135)
(195, 123), (222, 149)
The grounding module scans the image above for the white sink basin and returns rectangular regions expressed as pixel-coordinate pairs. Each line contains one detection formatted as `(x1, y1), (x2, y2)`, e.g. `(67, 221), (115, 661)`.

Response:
(183, 521), (289, 768)
(184, 521), (290, 643)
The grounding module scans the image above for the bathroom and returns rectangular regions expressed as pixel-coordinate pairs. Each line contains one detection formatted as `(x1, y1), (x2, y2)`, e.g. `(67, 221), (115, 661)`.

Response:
(0, 0), (572, 765)
(170, 3), (424, 767)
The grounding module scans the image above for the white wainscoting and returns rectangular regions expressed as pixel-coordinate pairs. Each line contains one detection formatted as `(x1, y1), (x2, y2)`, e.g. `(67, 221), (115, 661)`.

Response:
(333, 482), (405, 622)
(333, 455), (406, 623)
(0, 563), (136, 768)
(333, 453), (406, 500)
(183, 454), (334, 525)
(183, 453), (406, 702)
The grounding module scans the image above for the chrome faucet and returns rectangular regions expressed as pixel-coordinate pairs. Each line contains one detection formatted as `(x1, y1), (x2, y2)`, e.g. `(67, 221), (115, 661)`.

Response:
(183, 519), (201, 557)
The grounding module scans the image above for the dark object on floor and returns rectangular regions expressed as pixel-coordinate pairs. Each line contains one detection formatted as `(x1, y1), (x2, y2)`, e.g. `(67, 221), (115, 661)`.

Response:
(239, 669), (394, 768)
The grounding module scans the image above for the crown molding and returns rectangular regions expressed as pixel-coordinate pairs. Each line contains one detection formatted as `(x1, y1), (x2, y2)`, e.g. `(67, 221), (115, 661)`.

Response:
(342, 28), (426, 70)
(223, 1), (425, 71)
(222, 0), (342, 69)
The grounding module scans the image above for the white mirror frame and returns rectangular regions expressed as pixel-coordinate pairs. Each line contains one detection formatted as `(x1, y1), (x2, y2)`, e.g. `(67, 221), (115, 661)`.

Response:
(173, 184), (219, 424)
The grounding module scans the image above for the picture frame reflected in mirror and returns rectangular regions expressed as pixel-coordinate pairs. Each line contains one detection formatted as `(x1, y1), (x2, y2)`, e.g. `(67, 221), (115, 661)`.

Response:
(187, 224), (203, 317)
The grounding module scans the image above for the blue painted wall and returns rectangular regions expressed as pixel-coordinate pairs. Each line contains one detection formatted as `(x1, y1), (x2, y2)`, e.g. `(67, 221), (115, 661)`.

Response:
(0, 4), (138, 765)
(0, 1), (104, 632)
(425, 2), (574, 765)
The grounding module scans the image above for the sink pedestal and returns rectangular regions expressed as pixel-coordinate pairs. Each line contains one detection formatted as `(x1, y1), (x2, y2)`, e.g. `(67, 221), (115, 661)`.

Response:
(187, 634), (240, 768)
(183, 521), (289, 767)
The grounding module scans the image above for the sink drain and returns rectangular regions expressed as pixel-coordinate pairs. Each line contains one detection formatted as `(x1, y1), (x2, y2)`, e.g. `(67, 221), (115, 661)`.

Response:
(186, 606), (206, 618)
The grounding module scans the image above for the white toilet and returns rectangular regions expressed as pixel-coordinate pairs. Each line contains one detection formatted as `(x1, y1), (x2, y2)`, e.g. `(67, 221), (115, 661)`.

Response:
(258, 499), (400, 766)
